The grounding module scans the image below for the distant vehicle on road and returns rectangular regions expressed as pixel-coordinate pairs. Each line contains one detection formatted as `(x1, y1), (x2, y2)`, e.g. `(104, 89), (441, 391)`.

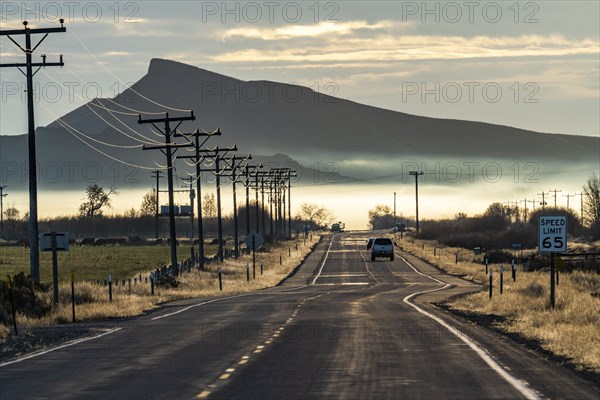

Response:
(371, 237), (394, 261)
(367, 238), (375, 250)
(331, 222), (345, 232)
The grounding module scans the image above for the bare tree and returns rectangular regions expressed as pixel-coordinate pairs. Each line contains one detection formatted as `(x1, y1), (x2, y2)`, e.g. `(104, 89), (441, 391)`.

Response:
(140, 189), (157, 216)
(296, 203), (334, 229)
(583, 174), (600, 238)
(203, 193), (217, 219)
(79, 184), (116, 218)
(4, 206), (20, 232)
(368, 204), (394, 229)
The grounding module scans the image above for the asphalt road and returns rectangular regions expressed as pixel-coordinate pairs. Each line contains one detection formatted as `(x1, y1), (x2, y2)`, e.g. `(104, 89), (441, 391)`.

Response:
(1, 232), (598, 399)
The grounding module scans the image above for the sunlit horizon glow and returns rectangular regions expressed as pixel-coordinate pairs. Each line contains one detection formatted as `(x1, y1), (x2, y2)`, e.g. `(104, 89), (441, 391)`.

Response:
(0, 1), (598, 232)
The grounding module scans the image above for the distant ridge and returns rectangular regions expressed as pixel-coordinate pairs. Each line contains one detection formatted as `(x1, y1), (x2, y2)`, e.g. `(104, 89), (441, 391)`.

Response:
(1, 58), (598, 189)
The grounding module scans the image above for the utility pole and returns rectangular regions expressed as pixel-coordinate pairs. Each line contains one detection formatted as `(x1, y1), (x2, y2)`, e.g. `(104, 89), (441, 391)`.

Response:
(254, 167), (262, 236)
(173, 128), (221, 268)
(139, 112), (196, 276)
(244, 164), (262, 236)
(288, 170), (295, 238)
(220, 155), (252, 258)
(393, 192), (397, 231)
(538, 192), (548, 210)
(260, 175), (267, 237)
(409, 171), (424, 234)
(527, 199), (536, 212)
(184, 146), (237, 261)
(269, 178), (274, 238)
(150, 171), (163, 239)
(1, 20), (66, 283)
(0, 186), (6, 239)
(549, 189), (562, 208)
(563, 193), (575, 210)
(181, 177), (195, 240)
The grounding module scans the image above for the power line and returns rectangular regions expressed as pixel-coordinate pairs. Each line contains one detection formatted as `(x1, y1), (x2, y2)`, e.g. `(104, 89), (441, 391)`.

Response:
(54, 118), (167, 170)
(70, 30), (192, 113)
(549, 189), (562, 208)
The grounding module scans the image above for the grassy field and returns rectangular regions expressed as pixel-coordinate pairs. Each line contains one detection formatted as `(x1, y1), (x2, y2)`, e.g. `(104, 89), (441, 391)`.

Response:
(398, 237), (600, 373)
(1, 235), (321, 338)
(0, 244), (217, 284)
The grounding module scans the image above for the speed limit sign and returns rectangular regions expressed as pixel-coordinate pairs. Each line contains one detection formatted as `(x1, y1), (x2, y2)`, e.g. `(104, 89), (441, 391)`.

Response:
(538, 216), (567, 253)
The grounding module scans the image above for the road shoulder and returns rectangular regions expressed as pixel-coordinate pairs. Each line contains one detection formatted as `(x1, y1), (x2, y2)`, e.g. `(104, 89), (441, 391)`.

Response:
(397, 248), (600, 399)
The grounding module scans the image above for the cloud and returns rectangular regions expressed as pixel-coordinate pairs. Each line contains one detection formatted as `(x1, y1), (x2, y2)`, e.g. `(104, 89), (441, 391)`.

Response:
(210, 34), (599, 64)
(218, 20), (394, 40)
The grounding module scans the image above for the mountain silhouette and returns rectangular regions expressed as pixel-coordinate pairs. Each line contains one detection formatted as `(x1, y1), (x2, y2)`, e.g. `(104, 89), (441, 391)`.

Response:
(1, 58), (598, 189)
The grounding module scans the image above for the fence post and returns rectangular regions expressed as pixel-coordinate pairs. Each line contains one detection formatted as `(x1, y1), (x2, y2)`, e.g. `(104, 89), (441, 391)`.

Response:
(261, 264), (263, 275)
(128, 278), (131, 294)
(218, 267), (223, 291)
(512, 259), (516, 282)
(150, 273), (155, 296)
(108, 274), (113, 302)
(71, 270), (76, 323)
(485, 257), (488, 274)
(489, 269), (493, 299)
(500, 267), (503, 295)
(246, 262), (250, 282)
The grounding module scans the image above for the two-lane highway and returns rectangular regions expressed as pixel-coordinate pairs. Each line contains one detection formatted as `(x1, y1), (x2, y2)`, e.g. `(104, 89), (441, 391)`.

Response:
(1, 232), (597, 399)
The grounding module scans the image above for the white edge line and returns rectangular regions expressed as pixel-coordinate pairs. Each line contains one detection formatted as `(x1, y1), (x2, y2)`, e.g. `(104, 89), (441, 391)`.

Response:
(398, 253), (541, 400)
(152, 292), (258, 321)
(152, 284), (311, 321)
(311, 234), (335, 285)
(0, 327), (123, 367)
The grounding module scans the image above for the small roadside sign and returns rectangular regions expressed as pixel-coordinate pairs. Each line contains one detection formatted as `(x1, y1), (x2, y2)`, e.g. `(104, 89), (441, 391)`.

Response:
(538, 216), (567, 253)
(244, 231), (264, 251)
(40, 232), (69, 252)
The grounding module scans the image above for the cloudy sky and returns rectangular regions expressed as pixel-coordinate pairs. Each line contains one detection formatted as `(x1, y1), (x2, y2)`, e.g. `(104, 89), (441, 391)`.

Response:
(1, 1), (599, 137)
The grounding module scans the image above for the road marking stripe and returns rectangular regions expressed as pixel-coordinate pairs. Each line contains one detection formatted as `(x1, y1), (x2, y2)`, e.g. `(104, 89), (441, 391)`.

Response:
(0, 328), (122, 367)
(151, 292), (257, 321)
(398, 254), (541, 400)
(313, 282), (369, 286)
(196, 390), (211, 398)
(311, 235), (335, 285)
(219, 373), (230, 380)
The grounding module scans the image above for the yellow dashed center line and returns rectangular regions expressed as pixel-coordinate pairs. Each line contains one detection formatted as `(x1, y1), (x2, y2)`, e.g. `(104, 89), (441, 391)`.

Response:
(197, 390), (211, 398)
(219, 373), (231, 380)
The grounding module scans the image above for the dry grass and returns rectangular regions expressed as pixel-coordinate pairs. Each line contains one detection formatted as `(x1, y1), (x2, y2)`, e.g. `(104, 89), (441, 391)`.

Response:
(399, 238), (492, 283)
(400, 237), (600, 373)
(0, 235), (320, 338)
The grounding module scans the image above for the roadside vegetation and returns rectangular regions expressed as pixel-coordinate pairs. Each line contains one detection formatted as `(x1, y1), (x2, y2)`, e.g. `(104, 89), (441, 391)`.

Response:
(0, 235), (321, 340)
(399, 237), (600, 373)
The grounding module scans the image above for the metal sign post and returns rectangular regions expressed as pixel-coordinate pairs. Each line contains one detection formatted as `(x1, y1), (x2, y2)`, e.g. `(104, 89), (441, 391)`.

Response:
(40, 232), (69, 304)
(538, 216), (567, 309)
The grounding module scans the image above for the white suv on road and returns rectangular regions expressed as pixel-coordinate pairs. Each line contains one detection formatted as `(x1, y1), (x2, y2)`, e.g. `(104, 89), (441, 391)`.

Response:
(371, 237), (394, 261)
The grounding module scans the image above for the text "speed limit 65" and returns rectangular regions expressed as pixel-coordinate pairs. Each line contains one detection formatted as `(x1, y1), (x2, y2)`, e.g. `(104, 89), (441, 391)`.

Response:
(538, 216), (567, 253)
